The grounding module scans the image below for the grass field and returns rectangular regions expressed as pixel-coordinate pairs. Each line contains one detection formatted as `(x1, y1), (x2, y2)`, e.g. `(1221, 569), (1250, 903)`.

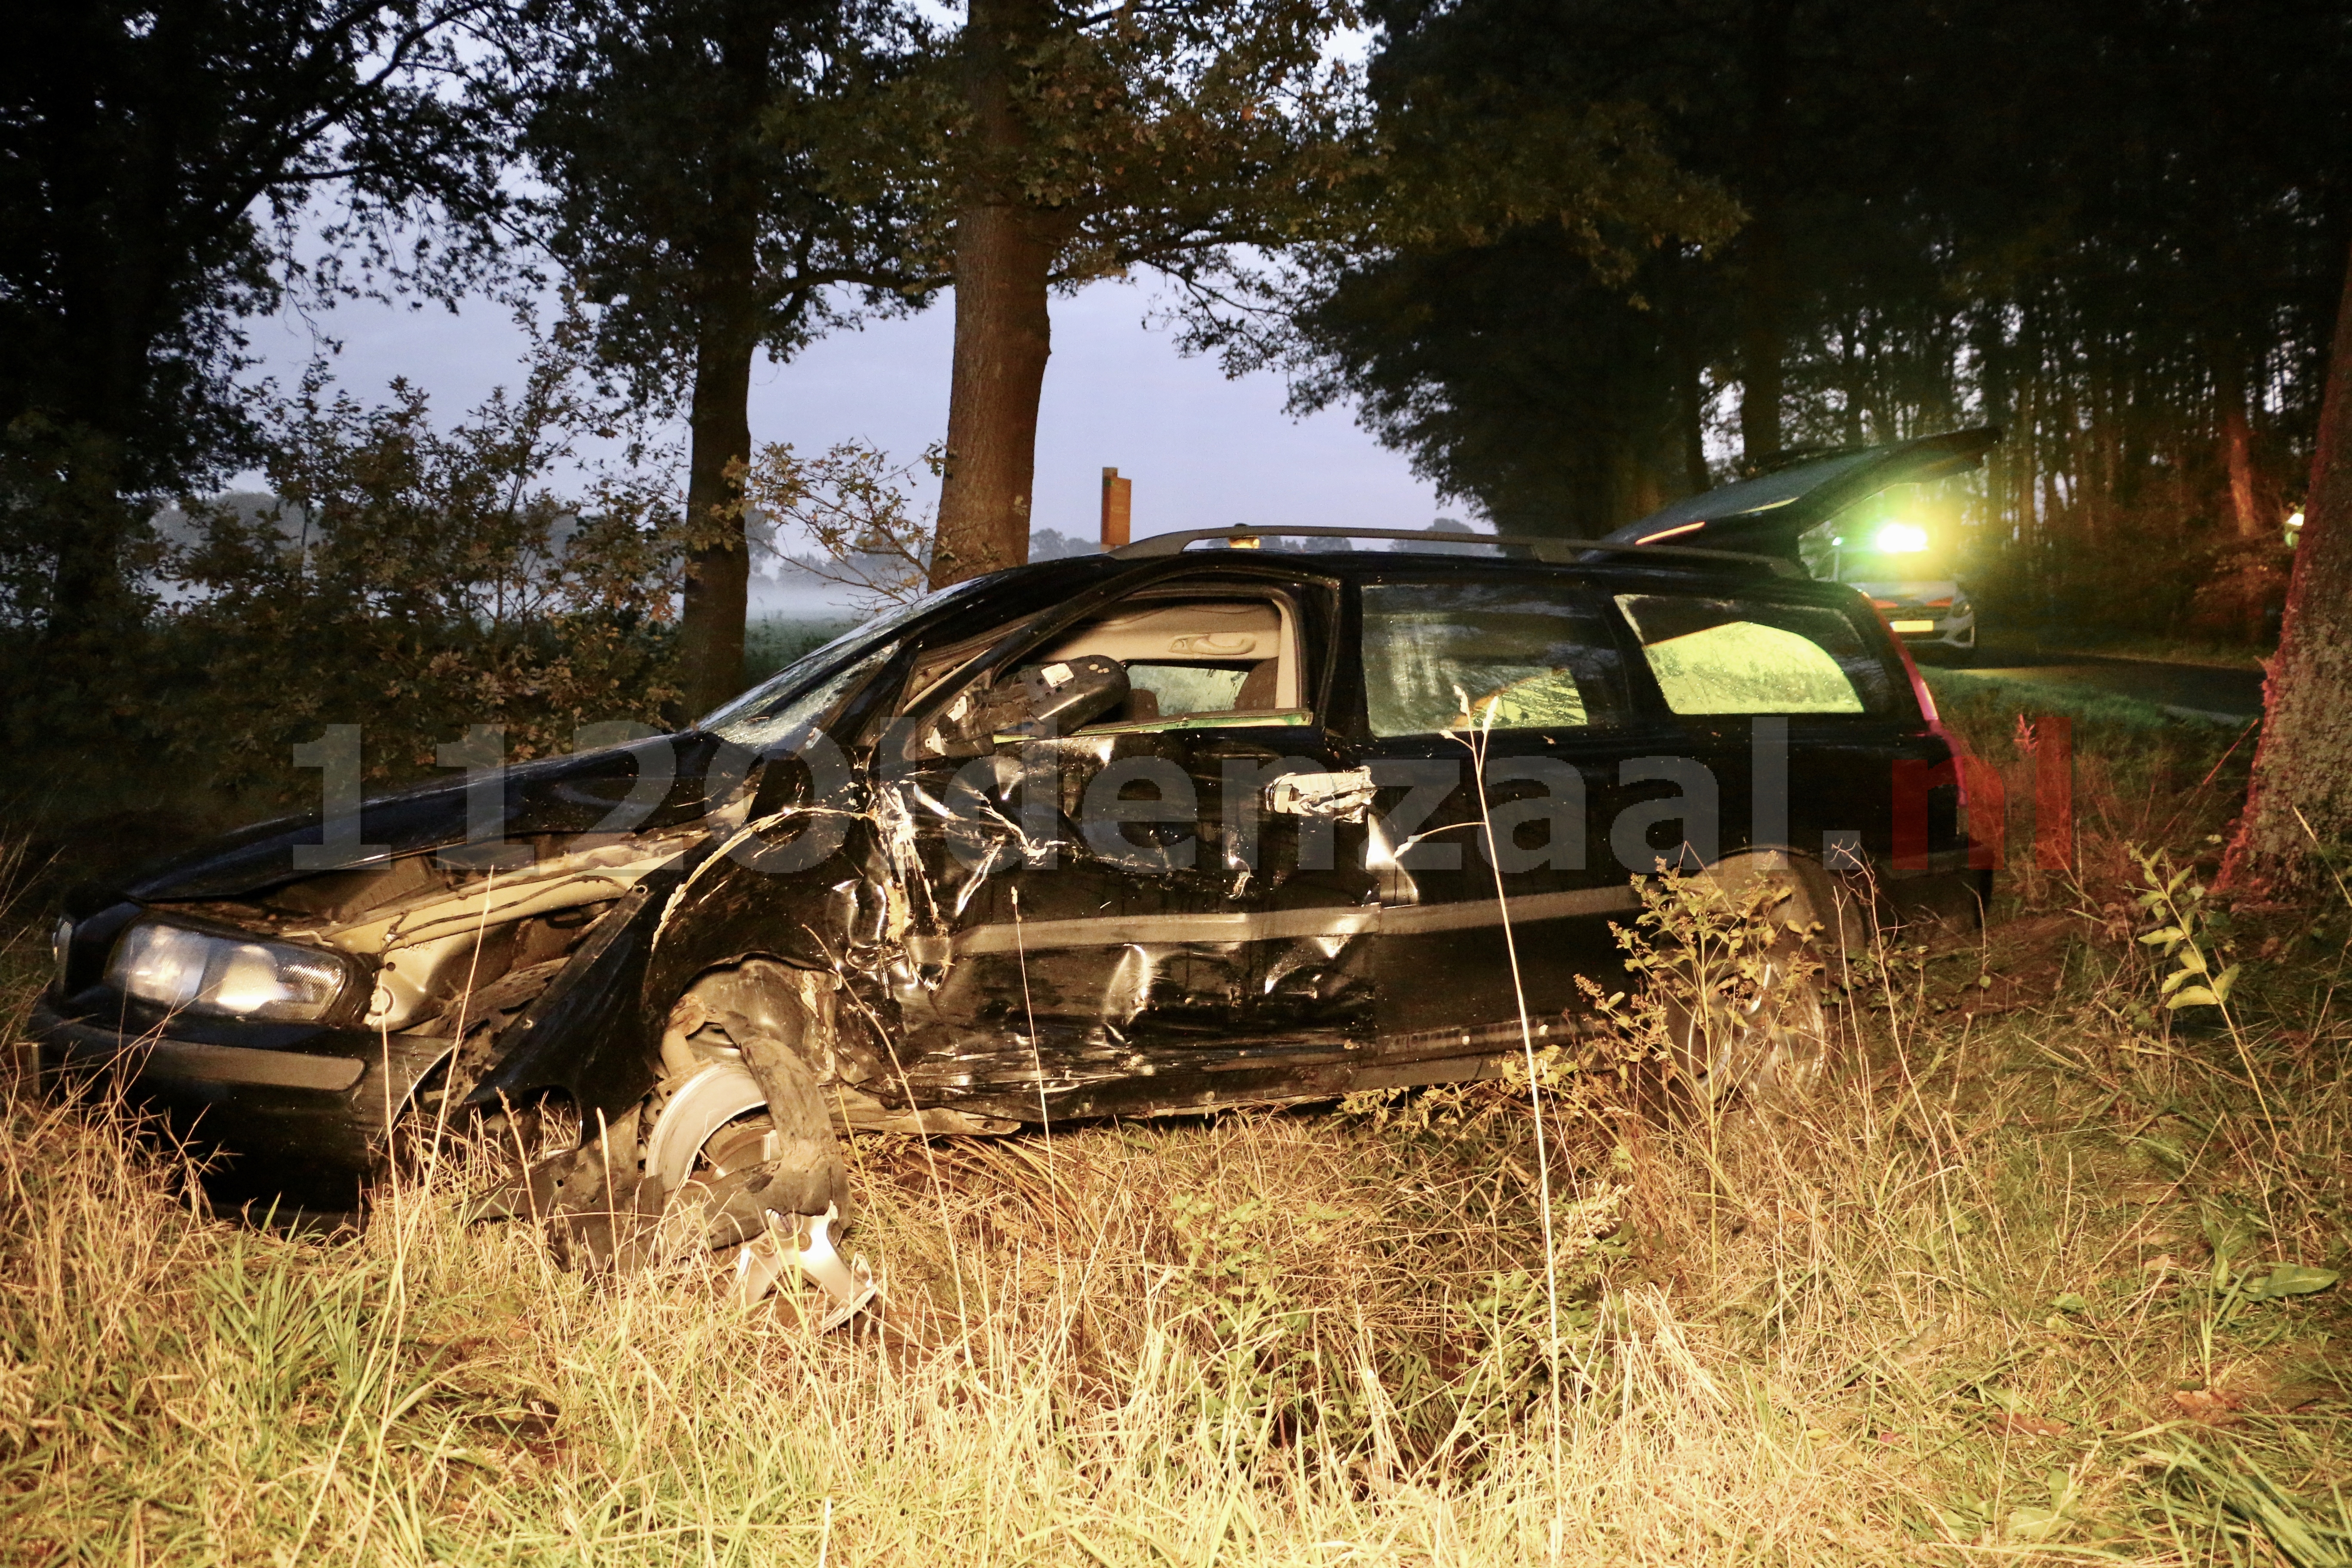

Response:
(2, 693), (2346, 1565)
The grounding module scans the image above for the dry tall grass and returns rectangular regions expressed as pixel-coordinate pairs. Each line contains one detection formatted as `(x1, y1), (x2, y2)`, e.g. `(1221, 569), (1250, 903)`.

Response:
(2, 699), (2346, 1564)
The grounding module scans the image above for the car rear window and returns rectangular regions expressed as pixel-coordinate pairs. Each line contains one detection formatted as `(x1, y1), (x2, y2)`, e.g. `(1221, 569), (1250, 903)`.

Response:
(1360, 583), (1631, 737)
(1614, 593), (1893, 715)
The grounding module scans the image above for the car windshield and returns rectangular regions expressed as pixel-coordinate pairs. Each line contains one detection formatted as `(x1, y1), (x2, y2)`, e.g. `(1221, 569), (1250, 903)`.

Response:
(696, 582), (993, 738)
(1360, 581), (1630, 736)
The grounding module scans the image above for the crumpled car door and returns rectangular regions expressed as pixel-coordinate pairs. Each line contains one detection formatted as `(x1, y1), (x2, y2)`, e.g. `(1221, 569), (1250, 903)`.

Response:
(875, 574), (1378, 1120)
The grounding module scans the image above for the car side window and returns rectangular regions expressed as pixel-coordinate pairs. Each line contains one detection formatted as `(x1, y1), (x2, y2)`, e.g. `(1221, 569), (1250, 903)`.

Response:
(1614, 593), (1892, 715)
(1360, 582), (1630, 737)
(902, 588), (1314, 757)
(1029, 593), (1311, 733)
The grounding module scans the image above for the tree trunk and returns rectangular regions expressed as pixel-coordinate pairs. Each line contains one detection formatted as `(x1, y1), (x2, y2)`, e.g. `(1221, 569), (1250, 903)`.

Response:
(679, 310), (757, 717)
(673, 0), (776, 718)
(931, 202), (1056, 588)
(1666, 266), (1711, 496)
(2222, 404), (2261, 538)
(2217, 355), (2263, 539)
(2220, 244), (2352, 898)
(1735, 216), (1785, 466)
(1677, 357), (1710, 496)
(42, 439), (135, 646)
(1735, 0), (1793, 467)
(930, 0), (1062, 590)
(40, 17), (153, 650)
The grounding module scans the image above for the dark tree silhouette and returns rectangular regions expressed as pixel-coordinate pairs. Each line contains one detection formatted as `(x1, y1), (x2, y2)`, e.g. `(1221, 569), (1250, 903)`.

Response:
(1283, 0), (2352, 561)
(0, 0), (507, 641)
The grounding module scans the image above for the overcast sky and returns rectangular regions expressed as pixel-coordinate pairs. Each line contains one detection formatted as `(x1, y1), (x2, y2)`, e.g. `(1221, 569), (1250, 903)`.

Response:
(237, 277), (1455, 570)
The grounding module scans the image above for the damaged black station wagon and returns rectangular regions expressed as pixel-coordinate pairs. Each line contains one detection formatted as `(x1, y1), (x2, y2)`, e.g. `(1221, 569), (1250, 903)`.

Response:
(37, 432), (1996, 1277)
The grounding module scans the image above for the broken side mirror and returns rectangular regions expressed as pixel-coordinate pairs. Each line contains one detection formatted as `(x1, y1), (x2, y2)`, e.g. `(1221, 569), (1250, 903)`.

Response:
(924, 655), (1130, 758)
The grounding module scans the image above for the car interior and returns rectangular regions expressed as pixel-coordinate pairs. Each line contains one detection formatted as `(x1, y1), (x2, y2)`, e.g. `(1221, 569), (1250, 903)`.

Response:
(1032, 594), (1303, 730)
(910, 589), (1308, 739)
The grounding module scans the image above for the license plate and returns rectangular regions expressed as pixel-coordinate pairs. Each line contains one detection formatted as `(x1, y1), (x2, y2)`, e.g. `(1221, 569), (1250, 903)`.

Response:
(1890, 619), (1936, 633)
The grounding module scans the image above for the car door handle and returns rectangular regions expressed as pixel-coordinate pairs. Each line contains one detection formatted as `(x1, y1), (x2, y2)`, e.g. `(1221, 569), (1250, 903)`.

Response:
(1265, 768), (1376, 822)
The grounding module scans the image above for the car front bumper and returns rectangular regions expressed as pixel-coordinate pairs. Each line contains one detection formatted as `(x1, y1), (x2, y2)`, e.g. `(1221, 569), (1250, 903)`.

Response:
(31, 998), (453, 1176)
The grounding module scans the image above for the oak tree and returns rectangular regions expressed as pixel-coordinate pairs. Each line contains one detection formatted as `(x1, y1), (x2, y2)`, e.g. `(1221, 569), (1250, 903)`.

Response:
(923, 0), (1359, 588)
(521, 0), (934, 714)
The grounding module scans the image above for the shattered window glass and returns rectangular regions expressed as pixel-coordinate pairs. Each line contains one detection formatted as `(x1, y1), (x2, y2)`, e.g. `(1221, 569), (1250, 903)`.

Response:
(1615, 594), (1890, 714)
(704, 641), (901, 750)
(695, 581), (994, 734)
(1360, 583), (1629, 737)
(1126, 663), (1248, 715)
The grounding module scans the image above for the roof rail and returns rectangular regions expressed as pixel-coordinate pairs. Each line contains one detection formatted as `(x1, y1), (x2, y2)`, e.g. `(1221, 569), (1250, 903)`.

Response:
(1106, 524), (1800, 574)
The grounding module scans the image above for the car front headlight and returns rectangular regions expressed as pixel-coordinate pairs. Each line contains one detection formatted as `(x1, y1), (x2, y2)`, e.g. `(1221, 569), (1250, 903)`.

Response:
(107, 921), (349, 1022)
(51, 917), (73, 994)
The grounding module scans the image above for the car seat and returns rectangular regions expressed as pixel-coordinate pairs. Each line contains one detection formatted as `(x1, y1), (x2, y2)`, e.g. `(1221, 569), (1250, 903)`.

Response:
(1234, 658), (1279, 711)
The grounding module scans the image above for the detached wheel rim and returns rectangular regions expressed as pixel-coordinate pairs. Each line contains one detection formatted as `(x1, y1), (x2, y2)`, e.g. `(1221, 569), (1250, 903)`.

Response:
(644, 1060), (769, 1194)
(642, 1060), (783, 1255)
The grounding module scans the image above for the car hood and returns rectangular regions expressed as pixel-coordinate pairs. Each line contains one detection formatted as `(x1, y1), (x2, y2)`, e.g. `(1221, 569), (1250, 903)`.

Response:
(119, 731), (727, 904)
(1603, 428), (2000, 560)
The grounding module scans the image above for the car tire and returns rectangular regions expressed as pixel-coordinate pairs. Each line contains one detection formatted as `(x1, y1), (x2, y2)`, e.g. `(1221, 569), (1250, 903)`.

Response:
(1659, 853), (1847, 1107)
(641, 986), (853, 1260)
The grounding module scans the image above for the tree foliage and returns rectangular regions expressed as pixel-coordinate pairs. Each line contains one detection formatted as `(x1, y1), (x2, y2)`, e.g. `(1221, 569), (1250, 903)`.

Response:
(1277, 0), (2352, 591)
(741, 437), (941, 611)
(1173, 0), (1740, 538)
(519, 0), (931, 411)
(155, 321), (684, 790)
(0, 0), (511, 639)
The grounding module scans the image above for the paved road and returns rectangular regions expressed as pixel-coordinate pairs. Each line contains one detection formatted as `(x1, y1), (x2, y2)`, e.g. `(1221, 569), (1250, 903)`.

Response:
(1958, 640), (2265, 723)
